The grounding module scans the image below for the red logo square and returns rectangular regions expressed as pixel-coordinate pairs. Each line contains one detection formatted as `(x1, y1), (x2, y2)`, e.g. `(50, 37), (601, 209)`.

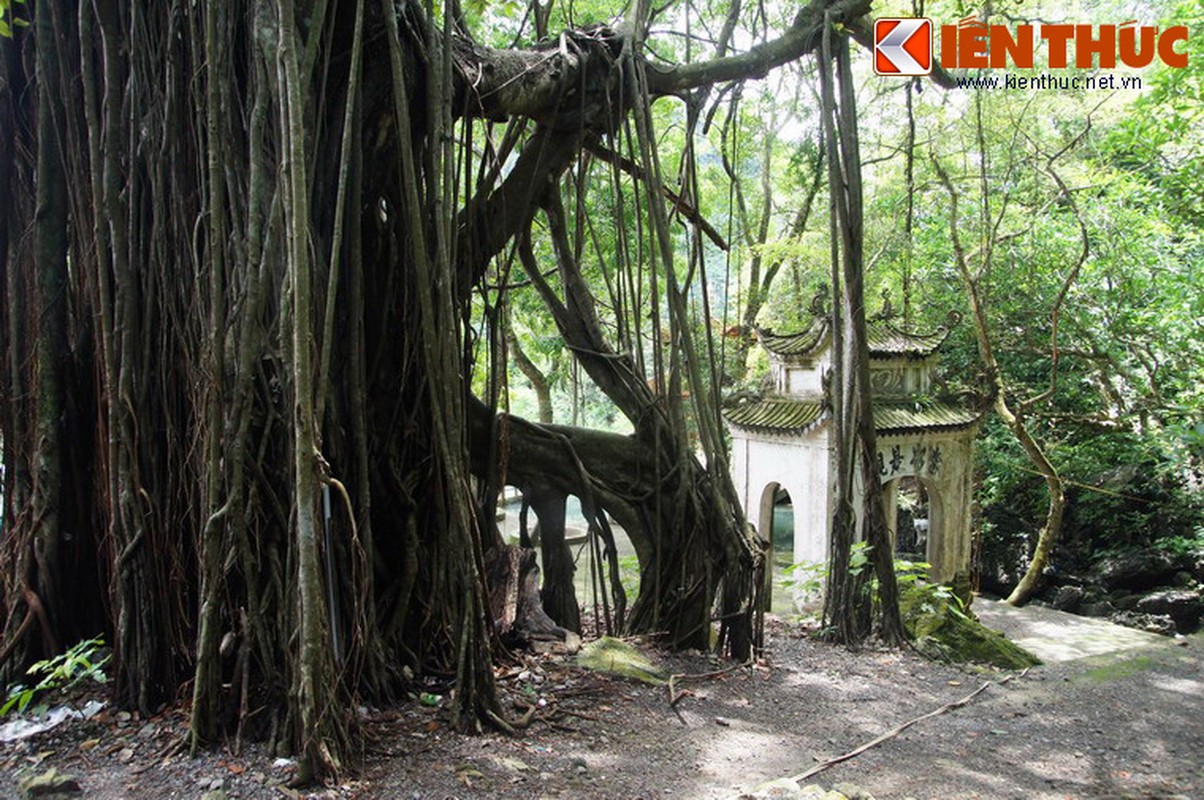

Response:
(874, 18), (933, 76)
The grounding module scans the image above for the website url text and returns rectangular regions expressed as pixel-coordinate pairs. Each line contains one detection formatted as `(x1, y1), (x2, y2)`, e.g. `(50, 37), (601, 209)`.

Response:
(955, 73), (1144, 91)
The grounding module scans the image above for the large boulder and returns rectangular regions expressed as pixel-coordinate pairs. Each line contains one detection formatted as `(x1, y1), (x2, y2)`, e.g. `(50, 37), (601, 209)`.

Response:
(1110, 610), (1178, 636)
(1134, 589), (1204, 632)
(1080, 600), (1116, 618)
(1095, 551), (1181, 592)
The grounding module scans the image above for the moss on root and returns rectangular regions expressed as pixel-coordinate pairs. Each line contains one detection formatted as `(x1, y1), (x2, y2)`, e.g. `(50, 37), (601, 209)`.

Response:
(576, 637), (669, 685)
(900, 585), (1041, 669)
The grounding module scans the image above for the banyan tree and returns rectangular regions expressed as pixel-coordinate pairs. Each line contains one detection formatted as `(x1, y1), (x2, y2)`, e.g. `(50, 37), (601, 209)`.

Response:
(0, 0), (883, 778)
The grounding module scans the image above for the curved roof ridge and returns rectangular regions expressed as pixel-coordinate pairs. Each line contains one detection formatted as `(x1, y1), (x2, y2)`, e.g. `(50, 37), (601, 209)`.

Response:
(756, 311), (959, 360)
(755, 316), (830, 358)
(722, 397), (827, 435)
(865, 316), (953, 358)
(724, 396), (981, 436)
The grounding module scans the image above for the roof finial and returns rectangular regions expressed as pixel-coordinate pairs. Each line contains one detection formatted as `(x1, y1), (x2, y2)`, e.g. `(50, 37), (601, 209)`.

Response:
(809, 283), (829, 318)
(872, 287), (895, 321)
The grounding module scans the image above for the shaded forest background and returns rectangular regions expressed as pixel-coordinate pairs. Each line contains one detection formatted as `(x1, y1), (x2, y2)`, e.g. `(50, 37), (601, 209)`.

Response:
(0, 0), (1200, 782)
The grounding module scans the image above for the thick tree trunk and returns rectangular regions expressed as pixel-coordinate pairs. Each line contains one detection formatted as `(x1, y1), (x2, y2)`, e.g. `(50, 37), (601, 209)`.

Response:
(30, 0), (69, 648)
(524, 488), (582, 633)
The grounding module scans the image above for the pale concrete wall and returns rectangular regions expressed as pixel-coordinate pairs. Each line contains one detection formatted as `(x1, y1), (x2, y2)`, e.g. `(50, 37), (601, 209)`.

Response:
(729, 426), (832, 567)
(874, 429), (978, 583)
(770, 346), (832, 400)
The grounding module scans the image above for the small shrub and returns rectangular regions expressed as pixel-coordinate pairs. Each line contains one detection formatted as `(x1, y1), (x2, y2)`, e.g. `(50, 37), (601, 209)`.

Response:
(1, 637), (109, 717)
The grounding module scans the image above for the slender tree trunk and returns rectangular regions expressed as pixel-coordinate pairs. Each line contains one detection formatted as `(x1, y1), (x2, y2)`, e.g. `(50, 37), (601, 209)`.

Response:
(819, 22), (904, 646)
(504, 310), (554, 424)
(191, 0), (230, 749)
(278, 0), (343, 776)
(931, 157), (1067, 608)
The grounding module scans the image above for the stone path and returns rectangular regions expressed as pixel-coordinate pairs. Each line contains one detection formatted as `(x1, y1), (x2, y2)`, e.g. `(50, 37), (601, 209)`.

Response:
(971, 596), (1170, 663)
(739, 599), (1203, 799)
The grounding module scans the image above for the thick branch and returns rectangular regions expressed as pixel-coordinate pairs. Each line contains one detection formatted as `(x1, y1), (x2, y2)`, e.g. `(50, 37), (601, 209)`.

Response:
(646, 0), (871, 95)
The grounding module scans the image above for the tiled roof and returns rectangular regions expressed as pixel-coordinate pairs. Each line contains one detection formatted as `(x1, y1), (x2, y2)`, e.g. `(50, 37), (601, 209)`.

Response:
(757, 318), (829, 358)
(872, 401), (981, 434)
(757, 317), (951, 360)
(723, 399), (826, 435)
(866, 321), (951, 358)
(724, 398), (979, 436)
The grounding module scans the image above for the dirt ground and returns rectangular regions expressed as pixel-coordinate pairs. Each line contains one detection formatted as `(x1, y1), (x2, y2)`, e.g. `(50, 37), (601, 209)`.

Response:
(1, 616), (1200, 800)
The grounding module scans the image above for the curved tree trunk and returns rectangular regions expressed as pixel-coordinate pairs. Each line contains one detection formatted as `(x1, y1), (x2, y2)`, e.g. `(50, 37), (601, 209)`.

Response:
(931, 156), (1067, 608)
(504, 306), (554, 424)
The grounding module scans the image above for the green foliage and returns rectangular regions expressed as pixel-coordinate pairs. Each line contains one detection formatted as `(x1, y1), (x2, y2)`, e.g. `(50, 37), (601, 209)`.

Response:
(616, 554), (641, 601)
(980, 422), (1204, 571)
(777, 558), (825, 598)
(0, 0), (28, 38)
(778, 554), (969, 620)
(847, 540), (870, 577)
(1102, 0), (1204, 226)
(1153, 529), (1204, 560)
(1, 637), (109, 717)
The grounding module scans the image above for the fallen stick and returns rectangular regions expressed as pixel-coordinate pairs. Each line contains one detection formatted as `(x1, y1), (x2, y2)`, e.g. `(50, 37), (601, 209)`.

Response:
(789, 668), (1029, 783)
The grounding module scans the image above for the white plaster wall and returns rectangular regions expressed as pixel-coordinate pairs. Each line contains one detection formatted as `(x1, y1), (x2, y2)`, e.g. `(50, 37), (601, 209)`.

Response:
(874, 428), (979, 583)
(729, 426), (832, 567)
(770, 347), (832, 400)
(785, 364), (824, 397)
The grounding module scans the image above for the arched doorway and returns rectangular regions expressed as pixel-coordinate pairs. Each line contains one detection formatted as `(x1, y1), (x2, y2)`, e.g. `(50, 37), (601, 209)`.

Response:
(885, 475), (945, 567)
(757, 482), (795, 611)
(893, 477), (929, 561)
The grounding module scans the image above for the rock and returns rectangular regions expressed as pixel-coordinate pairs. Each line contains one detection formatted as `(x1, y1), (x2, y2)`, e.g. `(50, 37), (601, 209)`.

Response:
(1096, 551), (1180, 592)
(1114, 594), (1144, 611)
(576, 637), (668, 685)
(200, 792), (227, 800)
(739, 778), (819, 799)
(1110, 611), (1177, 636)
(532, 631), (583, 655)
(499, 756), (537, 774)
(18, 768), (82, 799)
(1050, 585), (1085, 612)
(1135, 589), (1204, 632)
(1080, 600), (1116, 618)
